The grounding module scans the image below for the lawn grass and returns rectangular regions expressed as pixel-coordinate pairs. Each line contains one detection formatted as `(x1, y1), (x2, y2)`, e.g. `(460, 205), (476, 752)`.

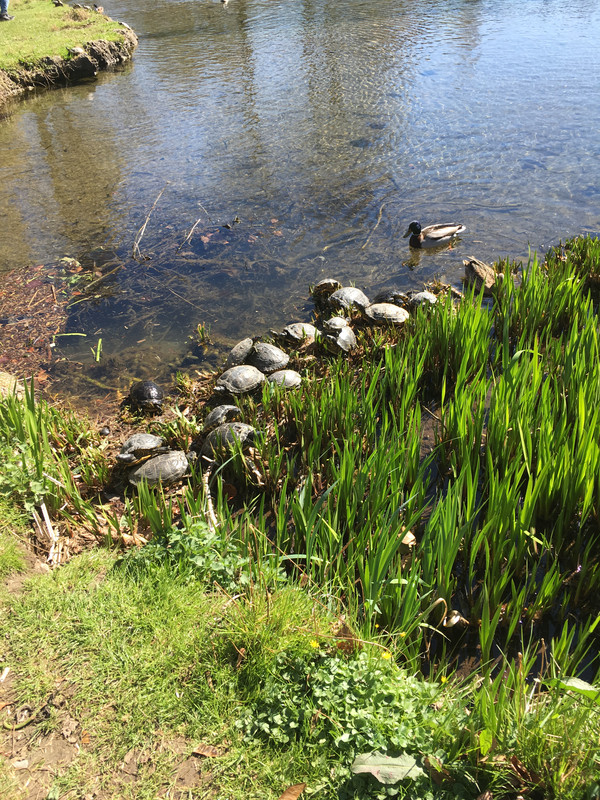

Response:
(1, 236), (600, 798)
(0, 0), (129, 71)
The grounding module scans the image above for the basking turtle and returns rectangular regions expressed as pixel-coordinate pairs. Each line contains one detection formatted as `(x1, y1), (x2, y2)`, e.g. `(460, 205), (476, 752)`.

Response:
(201, 422), (256, 462)
(410, 290), (438, 307)
(267, 369), (302, 388)
(117, 433), (167, 464)
(203, 404), (241, 433)
(129, 380), (164, 412)
(463, 257), (503, 296)
(214, 364), (265, 396)
(277, 322), (318, 345)
(322, 325), (357, 353)
(247, 342), (289, 374)
(225, 337), (254, 368)
(328, 286), (370, 312)
(371, 288), (410, 307)
(310, 278), (342, 300)
(322, 316), (349, 332)
(128, 450), (189, 486)
(363, 303), (410, 325)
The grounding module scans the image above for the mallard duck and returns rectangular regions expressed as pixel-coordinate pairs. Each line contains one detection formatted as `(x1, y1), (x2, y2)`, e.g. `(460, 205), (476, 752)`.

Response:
(403, 220), (466, 248)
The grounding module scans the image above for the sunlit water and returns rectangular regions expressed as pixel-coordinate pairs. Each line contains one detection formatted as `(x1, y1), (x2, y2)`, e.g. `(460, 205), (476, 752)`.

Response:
(2, 0), (600, 399)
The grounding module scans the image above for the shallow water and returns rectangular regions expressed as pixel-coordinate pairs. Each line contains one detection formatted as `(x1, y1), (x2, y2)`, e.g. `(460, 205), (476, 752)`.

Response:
(2, 0), (600, 398)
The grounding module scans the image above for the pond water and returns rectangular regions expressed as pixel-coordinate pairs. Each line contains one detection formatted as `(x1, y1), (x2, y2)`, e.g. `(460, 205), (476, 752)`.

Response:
(2, 0), (600, 399)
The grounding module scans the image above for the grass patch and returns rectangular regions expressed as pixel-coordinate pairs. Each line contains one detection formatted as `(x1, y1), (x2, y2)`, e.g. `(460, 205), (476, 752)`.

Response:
(0, 0), (129, 71)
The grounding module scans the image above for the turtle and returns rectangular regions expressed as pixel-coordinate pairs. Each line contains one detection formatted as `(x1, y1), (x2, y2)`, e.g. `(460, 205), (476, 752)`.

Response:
(267, 369), (302, 388)
(310, 278), (342, 300)
(200, 422), (256, 462)
(463, 257), (503, 296)
(277, 322), (318, 345)
(203, 404), (241, 433)
(129, 380), (164, 412)
(322, 325), (357, 353)
(410, 290), (438, 307)
(363, 303), (410, 325)
(247, 342), (289, 374)
(128, 450), (189, 486)
(225, 337), (254, 368)
(322, 316), (349, 332)
(328, 286), (370, 312)
(117, 433), (166, 464)
(371, 288), (410, 307)
(214, 364), (265, 396)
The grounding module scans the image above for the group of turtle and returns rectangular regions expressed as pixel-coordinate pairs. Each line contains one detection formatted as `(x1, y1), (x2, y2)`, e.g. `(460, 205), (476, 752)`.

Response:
(116, 262), (502, 488)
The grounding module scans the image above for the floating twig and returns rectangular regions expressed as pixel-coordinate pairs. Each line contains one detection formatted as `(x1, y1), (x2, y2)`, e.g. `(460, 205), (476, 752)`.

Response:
(361, 203), (385, 250)
(132, 186), (167, 262)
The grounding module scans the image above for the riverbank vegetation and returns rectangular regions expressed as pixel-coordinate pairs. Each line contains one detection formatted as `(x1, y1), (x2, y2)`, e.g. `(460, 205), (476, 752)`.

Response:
(1, 236), (600, 798)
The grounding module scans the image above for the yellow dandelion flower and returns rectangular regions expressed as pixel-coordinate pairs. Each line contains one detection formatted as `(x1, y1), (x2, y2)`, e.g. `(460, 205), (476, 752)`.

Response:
(381, 651), (392, 660)
(310, 639), (319, 649)
(440, 675), (448, 684)
(399, 631), (407, 638)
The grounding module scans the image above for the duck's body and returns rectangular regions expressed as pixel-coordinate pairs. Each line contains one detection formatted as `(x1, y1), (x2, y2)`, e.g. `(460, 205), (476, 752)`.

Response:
(403, 220), (466, 248)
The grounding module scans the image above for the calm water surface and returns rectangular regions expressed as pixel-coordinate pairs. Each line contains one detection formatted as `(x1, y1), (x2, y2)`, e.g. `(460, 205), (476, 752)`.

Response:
(2, 0), (600, 398)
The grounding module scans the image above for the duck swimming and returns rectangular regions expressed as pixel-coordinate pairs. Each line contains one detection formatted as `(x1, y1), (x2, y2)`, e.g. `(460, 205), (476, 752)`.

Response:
(403, 220), (466, 248)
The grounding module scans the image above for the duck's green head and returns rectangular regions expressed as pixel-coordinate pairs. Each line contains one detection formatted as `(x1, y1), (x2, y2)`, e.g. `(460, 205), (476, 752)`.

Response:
(403, 221), (421, 237)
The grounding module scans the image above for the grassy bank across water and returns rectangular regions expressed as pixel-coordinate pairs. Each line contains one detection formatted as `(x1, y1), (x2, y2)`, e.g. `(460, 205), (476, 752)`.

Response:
(0, 0), (136, 108)
(1, 237), (600, 798)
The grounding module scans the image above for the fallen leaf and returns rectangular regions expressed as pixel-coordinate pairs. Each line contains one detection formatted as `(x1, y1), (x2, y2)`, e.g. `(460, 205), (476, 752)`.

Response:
(192, 743), (222, 758)
(270, 218), (279, 224)
(273, 230), (283, 236)
(278, 783), (306, 800)
(424, 755), (452, 786)
(81, 730), (90, 745)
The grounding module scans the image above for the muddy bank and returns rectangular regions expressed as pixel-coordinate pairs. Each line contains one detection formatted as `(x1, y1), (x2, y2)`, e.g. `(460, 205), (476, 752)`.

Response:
(0, 25), (138, 111)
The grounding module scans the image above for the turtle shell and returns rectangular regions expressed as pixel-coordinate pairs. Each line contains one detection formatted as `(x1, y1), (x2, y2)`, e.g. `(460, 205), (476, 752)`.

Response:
(128, 450), (189, 486)
(310, 278), (342, 299)
(203, 404), (241, 433)
(410, 290), (438, 306)
(247, 342), (289, 374)
(364, 303), (410, 325)
(225, 337), (254, 368)
(328, 287), (370, 312)
(201, 422), (256, 462)
(117, 433), (165, 464)
(129, 380), (164, 411)
(322, 316), (349, 332)
(323, 325), (357, 353)
(267, 369), (302, 388)
(371, 288), (410, 306)
(215, 365), (265, 396)
(281, 322), (318, 344)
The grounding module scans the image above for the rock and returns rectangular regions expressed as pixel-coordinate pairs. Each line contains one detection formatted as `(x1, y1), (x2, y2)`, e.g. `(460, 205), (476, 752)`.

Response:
(463, 257), (503, 296)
